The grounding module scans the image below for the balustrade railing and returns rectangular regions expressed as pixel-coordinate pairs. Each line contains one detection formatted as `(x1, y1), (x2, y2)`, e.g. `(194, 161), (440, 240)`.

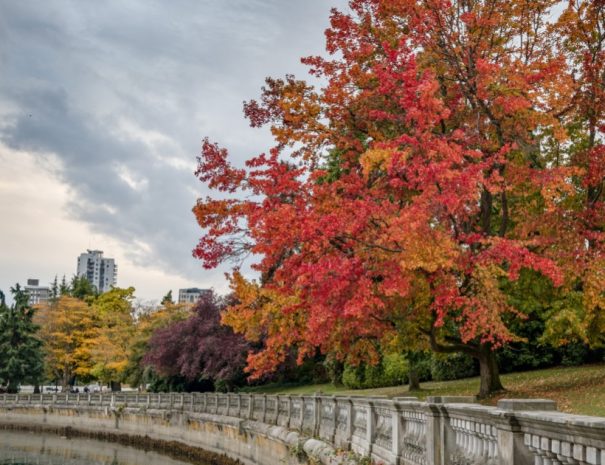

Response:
(2, 392), (604, 465)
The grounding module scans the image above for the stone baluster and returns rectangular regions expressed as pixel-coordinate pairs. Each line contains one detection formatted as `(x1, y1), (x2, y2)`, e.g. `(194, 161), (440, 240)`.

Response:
(245, 394), (251, 419)
(287, 395), (292, 422)
(367, 400), (375, 451)
(299, 397), (304, 431)
(523, 433), (604, 465)
(391, 402), (402, 463)
(261, 394), (267, 423)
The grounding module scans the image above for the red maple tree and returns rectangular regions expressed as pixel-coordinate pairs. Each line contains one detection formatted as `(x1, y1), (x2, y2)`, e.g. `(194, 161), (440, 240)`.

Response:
(193, 0), (604, 397)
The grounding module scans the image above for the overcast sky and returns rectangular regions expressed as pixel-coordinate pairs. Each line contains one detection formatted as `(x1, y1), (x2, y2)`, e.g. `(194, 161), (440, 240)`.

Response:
(0, 0), (347, 304)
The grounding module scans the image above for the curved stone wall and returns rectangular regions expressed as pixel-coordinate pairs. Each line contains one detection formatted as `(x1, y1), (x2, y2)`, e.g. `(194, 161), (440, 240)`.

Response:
(1, 392), (604, 465)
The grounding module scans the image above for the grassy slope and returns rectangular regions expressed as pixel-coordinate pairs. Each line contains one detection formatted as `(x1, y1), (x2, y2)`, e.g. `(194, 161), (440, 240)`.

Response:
(247, 364), (605, 417)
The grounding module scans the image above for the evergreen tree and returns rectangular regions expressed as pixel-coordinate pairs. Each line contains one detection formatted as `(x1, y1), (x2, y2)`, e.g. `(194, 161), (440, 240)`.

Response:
(50, 275), (59, 301)
(0, 285), (44, 393)
(161, 290), (174, 306)
(70, 275), (97, 300)
(59, 275), (70, 296)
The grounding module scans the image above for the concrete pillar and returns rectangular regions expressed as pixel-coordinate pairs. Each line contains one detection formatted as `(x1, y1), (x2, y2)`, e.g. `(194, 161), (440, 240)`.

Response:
(495, 399), (557, 465)
(424, 403), (443, 465)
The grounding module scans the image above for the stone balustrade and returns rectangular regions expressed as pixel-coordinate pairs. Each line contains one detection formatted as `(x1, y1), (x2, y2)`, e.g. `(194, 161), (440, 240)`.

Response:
(1, 392), (604, 465)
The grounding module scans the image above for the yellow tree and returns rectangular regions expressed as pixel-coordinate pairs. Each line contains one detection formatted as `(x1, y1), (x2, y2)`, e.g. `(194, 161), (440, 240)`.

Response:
(90, 287), (136, 391)
(36, 296), (97, 389)
(124, 300), (190, 389)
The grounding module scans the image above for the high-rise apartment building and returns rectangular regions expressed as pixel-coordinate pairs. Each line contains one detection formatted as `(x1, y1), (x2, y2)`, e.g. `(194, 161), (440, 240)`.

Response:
(178, 287), (212, 304)
(24, 279), (50, 305)
(76, 250), (117, 293)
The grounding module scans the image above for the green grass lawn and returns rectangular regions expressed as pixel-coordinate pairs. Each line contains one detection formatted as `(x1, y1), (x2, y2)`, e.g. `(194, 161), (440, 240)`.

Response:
(245, 364), (605, 417)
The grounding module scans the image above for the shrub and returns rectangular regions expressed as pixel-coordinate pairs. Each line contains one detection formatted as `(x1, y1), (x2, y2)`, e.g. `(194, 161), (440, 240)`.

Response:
(497, 342), (555, 373)
(430, 353), (477, 381)
(342, 364), (364, 389)
(360, 363), (381, 388)
(409, 351), (433, 382)
(559, 343), (589, 366)
(342, 353), (410, 389)
(382, 353), (409, 386)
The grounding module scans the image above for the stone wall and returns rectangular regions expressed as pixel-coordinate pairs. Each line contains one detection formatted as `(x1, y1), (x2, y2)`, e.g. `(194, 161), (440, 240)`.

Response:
(1, 392), (604, 465)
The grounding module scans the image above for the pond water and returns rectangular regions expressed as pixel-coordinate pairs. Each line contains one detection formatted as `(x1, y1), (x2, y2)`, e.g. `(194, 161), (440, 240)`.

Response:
(0, 431), (200, 465)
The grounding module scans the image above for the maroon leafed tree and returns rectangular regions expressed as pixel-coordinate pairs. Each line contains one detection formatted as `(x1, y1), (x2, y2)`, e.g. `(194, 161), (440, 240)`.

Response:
(143, 293), (250, 391)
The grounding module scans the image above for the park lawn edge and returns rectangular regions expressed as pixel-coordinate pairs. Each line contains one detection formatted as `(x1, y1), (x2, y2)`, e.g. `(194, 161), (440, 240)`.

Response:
(242, 363), (605, 417)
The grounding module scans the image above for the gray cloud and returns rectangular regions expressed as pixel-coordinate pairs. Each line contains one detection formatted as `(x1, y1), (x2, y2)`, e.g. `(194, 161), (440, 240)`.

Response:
(0, 0), (348, 290)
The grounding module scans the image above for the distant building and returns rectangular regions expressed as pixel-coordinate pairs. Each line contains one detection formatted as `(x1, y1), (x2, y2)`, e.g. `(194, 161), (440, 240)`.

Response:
(24, 279), (50, 306)
(178, 288), (212, 304)
(76, 250), (117, 293)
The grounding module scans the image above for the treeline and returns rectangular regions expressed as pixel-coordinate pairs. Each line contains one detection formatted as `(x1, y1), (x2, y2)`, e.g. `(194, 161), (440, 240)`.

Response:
(2, 275), (603, 394)
(0, 280), (252, 393)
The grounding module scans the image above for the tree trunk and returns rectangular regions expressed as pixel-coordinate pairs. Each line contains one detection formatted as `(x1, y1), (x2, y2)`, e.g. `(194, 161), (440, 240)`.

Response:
(33, 384), (40, 394)
(110, 381), (122, 392)
(7, 380), (19, 394)
(408, 369), (421, 391)
(62, 369), (71, 391)
(406, 351), (423, 391)
(477, 345), (504, 398)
